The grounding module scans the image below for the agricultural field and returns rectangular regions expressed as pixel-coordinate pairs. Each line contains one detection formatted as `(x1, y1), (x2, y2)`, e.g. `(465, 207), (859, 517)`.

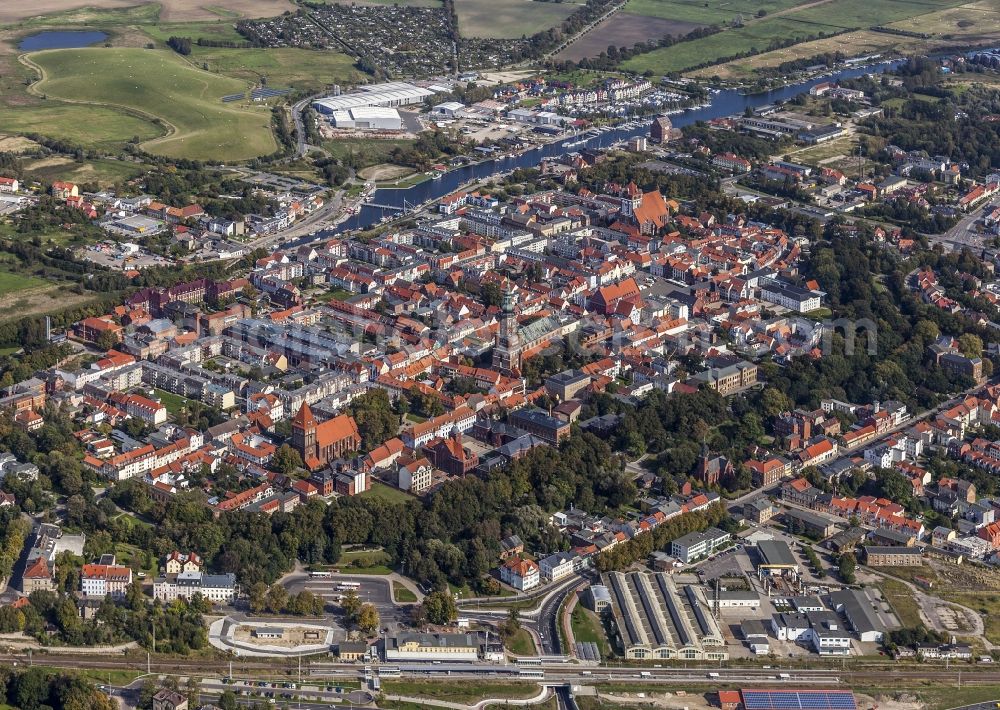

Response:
(887, 0), (1000, 40)
(0, 0), (294, 25)
(27, 47), (277, 161)
(622, 0), (969, 75)
(623, 0), (809, 25)
(554, 13), (702, 62)
(456, 0), (577, 39)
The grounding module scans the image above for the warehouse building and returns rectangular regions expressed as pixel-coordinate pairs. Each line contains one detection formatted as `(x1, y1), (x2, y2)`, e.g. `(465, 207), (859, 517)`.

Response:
(329, 107), (402, 130)
(754, 540), (800, 578)
(604, 570), (728, 661)
(829, 589), (885, 643)
(313, 82), (435, 114)
(432, 101), (465, 118)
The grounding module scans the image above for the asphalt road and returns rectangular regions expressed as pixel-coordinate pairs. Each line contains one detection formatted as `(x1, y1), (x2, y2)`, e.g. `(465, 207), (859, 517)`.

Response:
(931, 207), (986, 252)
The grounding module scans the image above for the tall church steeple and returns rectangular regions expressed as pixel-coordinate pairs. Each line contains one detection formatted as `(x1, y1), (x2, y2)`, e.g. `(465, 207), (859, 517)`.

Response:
(492, 284), (522, 373)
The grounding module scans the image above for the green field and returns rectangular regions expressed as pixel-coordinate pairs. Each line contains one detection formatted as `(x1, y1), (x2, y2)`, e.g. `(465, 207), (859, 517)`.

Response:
(623, 0), (808, 24)
(0, 103), (161, 152)
(456, 0), (577, 38)
(28, 47), (276, 161)
(506, 628), (536, 655)
(622, 0), (967, 74)
(153, 388), (196, 417)
(184, 46), (365, 91)
(878, 578), (922, 628)
(23, 156), (146, 186)
(140, 19), (249, 45)
(323, 138), (418, 170)
(571, 604), (610, 658)
(0, 268), (52, 296)
(359, 482), (415, 504)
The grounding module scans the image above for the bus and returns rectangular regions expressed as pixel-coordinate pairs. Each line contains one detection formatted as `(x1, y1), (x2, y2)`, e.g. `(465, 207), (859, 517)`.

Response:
(337, 581), (361, 591)
(518, 669), (545, 679)
(310, 571), (332, 579)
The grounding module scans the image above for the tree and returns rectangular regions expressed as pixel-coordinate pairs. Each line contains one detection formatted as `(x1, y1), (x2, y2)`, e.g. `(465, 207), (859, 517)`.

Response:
(218, 689), (239, 710)
(838, 552), (856, 584)
(265, 584), (288, 614)
(272, 444), (302, 474)
(341, 589), (362, 623)
(498, 607), (521, 641)
(357, 603), (380, 634)
(248, 581), (268, 614)
(421, 590), (457, 626)
(958, 333), (984, 358)
(94, 330), (119, 352)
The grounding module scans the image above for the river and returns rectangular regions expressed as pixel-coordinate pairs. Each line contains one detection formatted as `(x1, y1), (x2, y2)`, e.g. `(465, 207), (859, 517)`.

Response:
(310, 59), (904, 240)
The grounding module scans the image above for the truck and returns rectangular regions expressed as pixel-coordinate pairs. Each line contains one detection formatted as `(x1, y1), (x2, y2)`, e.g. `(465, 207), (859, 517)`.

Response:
(707, 672), (720, 678)
(639, 671), (652, 678)
(779, 673), (791, 680)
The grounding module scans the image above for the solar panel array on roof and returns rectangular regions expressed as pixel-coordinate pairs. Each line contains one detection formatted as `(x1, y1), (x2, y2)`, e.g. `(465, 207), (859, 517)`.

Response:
(741, 690), (857, 710)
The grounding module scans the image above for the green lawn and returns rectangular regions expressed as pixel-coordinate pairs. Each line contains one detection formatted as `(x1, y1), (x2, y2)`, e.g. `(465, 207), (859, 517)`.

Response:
(28, 47), (276, 161)
(571, 604), (610, 658)
(506, 627), (536, 655)
(393, 581), (418, 603)
(360, 482), (415, 504)
(153, 388), (196, 417)
(340, 547), (392, 565)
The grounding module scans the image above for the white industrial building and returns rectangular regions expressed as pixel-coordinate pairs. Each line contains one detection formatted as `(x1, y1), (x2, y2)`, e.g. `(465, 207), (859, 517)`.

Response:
(313, 82), (435, 114)
(432, 101), (464, 118)
(330, 107), (402, 130)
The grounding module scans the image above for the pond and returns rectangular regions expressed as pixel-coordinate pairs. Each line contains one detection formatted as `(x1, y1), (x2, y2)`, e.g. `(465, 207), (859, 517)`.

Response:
(18, 30), (108, 51)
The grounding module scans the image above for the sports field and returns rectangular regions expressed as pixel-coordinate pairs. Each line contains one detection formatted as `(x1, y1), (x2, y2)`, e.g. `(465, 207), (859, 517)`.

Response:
(621, 0), (968, 74)
(456, 0), (578, 38)
(27, 47), (276, 161)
